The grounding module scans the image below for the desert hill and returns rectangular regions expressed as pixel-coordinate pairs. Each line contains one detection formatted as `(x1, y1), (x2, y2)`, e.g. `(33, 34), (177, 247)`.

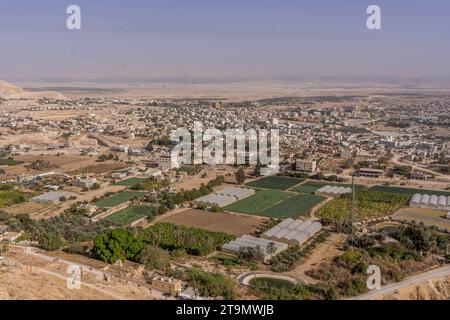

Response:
(0, 80), (65, 100)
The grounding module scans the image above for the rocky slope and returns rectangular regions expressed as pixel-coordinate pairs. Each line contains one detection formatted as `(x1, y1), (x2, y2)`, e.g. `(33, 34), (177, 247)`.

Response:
(380, 276), (450, 300)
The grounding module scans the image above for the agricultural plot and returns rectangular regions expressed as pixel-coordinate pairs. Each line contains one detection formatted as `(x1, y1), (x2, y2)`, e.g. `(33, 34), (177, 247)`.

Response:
(113, 177), (147, 187)
(260, 194), (326, 218)
(0, 190), (28, 208)
(370, 186), (450, 197)
(317, 190), (410, 224)
(158, 209), (264, 236)
(292, 180), (365, 194)
(141, 223), (234, 256)
(94, 191), (147, 208)
(225, 190), (326, 218)
(105, 205), (156, 226)
(0, 158), (23, 166)
(224, 190), (291, 214)
(245, 176), (304, 190)
(393, 208), (450, 232)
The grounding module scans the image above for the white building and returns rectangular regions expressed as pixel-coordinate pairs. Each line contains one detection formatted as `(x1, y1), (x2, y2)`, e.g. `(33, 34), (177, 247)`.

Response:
(340, 149), (354, 159)
(296, 160), (317, 173)
(73, 177), (97, 189)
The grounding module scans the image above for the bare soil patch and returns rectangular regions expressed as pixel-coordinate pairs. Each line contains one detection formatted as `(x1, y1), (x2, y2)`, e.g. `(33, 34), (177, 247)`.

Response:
(157, 209), (266, 236)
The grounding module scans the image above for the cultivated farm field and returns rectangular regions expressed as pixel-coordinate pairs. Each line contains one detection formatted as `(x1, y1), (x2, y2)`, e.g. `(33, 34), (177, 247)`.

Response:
(246, 176), (304, 190)
(370, 186), (450, 197)
(105, 205), (156, 226)
(225, 190), (326, 218)
(157, 209), (265, 236)
(260, 194), (326, 218)
(225, 190), (291, 214)
(94, 191), (147, 208)
(0, 190), (28, 208)
(317, 190), (410, 224)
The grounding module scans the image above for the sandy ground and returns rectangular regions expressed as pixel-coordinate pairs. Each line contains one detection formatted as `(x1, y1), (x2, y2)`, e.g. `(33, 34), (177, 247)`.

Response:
(157, 208), (266, 236)
(34, 184), (126, 219)
(14, 154), (100, 171)
(172, 167), (234, 191)
(0, 246), (154, 300)
(72, 162), (127, 175)
(0, 132), (60, 148)
(393, 208), (450, 232)
(285, 233), (345, 283)
(18, 79), (450, 100)
(1, 164), (40, 177)
(4, 154), (125, 175)
(0, 265), (115, 300)
(3, 201), (53, 216)
(378, 276), (450, 300)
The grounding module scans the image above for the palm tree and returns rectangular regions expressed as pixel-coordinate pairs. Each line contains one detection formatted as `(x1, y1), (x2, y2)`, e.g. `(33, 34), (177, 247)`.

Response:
(266, 242), (277, 256)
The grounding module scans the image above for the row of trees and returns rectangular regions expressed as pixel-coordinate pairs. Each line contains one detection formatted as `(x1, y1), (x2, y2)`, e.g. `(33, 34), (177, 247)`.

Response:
(159, 176), (225, 210)
(1, 205), (113, 251)
(92, 222), (235, 264)
(317, 190), (410, 225)
(140, 223), (234, 256)
(174, 267), (236, 299)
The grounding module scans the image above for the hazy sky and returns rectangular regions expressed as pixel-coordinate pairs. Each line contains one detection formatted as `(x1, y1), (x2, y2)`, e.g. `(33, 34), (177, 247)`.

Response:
(1, 0), (450, 81)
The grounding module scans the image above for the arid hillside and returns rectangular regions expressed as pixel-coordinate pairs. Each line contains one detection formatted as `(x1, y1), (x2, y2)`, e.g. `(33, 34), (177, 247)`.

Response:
(376, 276), (450, 300)
(0, 80), (65, 99)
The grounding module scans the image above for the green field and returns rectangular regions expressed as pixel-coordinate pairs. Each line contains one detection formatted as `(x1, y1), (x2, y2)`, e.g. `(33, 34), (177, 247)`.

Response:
(113, 177), (147, 187)
(370, 186), (450, 197)
(0, 158), (23, 166)
(260, 194), (326, 218)
(105, 205), (156, 226)
(225, 190), (326, 218)
(224, 190), (291, 214)
(94, 191), (147, 208)
(246, 176), (304, 190)
(317, 190), (410, 224)
(292, 180), (365, 194)
(0, 190), (28, 208)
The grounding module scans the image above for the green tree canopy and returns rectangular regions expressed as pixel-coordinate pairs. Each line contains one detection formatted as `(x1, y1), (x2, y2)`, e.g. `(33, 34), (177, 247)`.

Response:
(93, 229), (143, 263)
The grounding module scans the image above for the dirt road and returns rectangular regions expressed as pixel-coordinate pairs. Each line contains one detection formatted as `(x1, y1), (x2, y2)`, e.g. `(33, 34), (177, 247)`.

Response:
(352, 265), (450, 300)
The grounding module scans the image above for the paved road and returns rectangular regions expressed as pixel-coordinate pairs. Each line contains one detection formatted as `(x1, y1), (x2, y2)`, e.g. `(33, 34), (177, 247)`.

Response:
(392, 155), (449, 180)
(352, 265), (450, 300)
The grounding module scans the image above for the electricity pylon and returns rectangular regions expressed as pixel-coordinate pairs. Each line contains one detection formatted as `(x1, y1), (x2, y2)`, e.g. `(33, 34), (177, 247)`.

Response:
(346, 172), (357, 245)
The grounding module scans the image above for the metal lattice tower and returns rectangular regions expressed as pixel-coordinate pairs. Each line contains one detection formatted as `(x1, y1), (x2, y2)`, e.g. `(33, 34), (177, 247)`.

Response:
(346, 173), (357, 244)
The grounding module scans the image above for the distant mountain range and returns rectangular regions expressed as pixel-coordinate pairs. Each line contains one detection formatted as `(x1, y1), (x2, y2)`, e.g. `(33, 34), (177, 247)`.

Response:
(0, 80), (65, 99)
